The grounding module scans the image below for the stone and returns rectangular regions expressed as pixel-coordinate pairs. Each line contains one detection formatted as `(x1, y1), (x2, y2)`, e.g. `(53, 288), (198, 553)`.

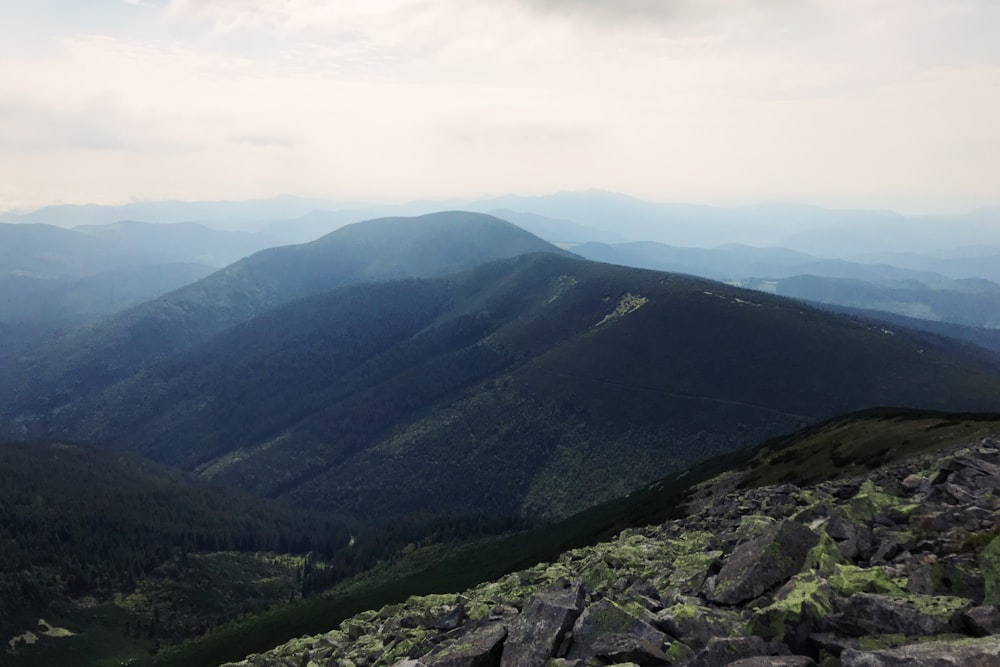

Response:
(686, 636), (786, 667)
(564, 599), (668, 661)
(500, 580), (585, 667)
(828, 592), (969, 637)
(962, 606), (1000, 636)
(727, 657), (817, 667)
(840, 636), (1000, 666)
(704, 520), (820, 605)
(436, 605), (468, 631)
(748, 573), (835, 652)
(591, 633), (670, 664)
(654, 600), (742, 649)
(420, 623), (507, 667)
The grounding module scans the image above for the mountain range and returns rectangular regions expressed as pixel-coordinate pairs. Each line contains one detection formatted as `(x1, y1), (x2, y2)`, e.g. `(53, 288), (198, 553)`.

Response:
(4, 205), (1000, 667)
(3, 213), (1000, 530)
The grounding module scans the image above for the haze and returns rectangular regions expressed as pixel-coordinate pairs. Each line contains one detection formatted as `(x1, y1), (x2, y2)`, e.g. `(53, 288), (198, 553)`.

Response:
(1, 0), (998, 214)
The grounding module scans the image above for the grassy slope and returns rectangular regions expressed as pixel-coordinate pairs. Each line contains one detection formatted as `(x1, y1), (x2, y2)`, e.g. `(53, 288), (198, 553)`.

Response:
(145, 408), (1000, 667)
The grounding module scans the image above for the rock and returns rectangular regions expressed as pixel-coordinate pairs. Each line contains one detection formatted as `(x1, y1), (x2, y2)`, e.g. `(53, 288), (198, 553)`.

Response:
(962, 605), (1000, 636)
(436, 604), (468, 631)
(982, 535), (1000, 606)
(564, 599), (668, 662)
(828, 592), (970, 637)
(591, 633), (670, 664)
(686, 636), (787, 667)
(654, 599), (742, 649)
(841, 635), (1000, 666)
(500, 580), (585, 667)
(727, 658), (817, 667)
(906, 556), (985, 602)
(420, 623), (507, 667)
(704, 520), (819, 605)
(748, 574), (835, 652)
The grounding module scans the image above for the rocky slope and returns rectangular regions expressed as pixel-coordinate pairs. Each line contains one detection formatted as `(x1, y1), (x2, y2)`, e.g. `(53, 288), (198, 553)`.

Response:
(219, 434), (1000, 667)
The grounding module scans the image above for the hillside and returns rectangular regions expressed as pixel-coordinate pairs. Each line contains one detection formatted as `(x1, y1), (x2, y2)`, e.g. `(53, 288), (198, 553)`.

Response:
(142, 410), (1000, 667)
(0, 212), (568, 416)
(8, 252), (1000, 527)
(212, 427), (1000, 667)
(0, 440), (361, 665)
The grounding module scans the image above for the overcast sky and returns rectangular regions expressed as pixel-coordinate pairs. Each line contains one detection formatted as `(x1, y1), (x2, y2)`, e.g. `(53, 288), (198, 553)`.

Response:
(1, 0), (998, 213)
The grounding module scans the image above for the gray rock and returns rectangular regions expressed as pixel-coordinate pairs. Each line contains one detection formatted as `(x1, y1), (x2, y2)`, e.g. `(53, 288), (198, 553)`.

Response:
(841, 636), (1000, 666)
(421, 623), (507, 667)
(654, 600), (742, 649)
(591, 632), (670, 664)
(500, 580), (585, 667)
(687, 636), (787, 667)
(726, 657), (817, 667)
(436, 604), (468, 631)
(962, 606), (1000, 636)
(704, 520), (819, 605)
(828, 592), (969, 637)
(564, 599), (668, 661)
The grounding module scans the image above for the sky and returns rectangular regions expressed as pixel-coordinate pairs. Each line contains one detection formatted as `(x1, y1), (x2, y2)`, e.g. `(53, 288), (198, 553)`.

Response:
(1, 0), (998, 214)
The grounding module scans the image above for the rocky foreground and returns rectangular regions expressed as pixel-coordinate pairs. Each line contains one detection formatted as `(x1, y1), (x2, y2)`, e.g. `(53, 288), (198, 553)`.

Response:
(223, 436), (1000, 667)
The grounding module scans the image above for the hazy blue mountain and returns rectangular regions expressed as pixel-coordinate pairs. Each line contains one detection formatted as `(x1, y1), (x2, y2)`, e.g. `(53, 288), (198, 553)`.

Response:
(73, 220), (278, 267)
(0, 212), (570, 416)
(0, 223), (130, 279)
(572, 240), (995, 291)
(487, 209), (626, 244)
(746, 275), (1000, 329)
(3, 195), (338, 229)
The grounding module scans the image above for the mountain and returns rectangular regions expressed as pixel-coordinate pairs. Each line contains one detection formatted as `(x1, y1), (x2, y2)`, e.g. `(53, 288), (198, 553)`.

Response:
(3, 195), (338, 229)
(73, 220), (278, 267)
(0, 221), (280, 358)
(0, 212), (570, 419)
(0, 223), (129, 279)
(486, 209), (626, 245)
(7, 250), (1000, 527)
(571, 241), (1000, 331)
(747, 275), (1000, 329)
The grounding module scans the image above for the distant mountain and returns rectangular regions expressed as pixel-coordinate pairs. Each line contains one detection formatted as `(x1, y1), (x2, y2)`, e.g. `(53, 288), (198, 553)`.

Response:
(0, 263), (215, 358)
(0, 223), (128, 279)
(487, 209), (626, 245)
(0, 221), (281, 357)
(7, 252), (1000, 528)
(74, 220), (278, 267)
(746, 275), (1000, 329)
(3, 195), (338, 229)
(469, 192), (1000, 253)
(0, 212), (570, 416)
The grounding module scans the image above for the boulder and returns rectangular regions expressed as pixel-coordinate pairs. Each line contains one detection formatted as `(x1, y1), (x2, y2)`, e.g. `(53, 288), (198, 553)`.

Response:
(686, 636), (787, 667)
(727, 657), (817, 667)
(499, 580), (585, 667)
(828, 592), (969, 637)
(654, 599), (742, 649)
(564, 599), (669, 661)
(962, 606), (1000, 637)
(704, 520), (819, 605)
(591, 633), (670, 664)
(840, 636), (1000, 666)
(420, 623), (507, 667)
